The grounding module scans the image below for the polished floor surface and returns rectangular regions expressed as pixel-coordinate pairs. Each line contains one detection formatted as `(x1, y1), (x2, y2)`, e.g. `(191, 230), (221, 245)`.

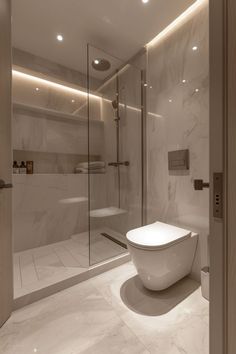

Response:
(14, 229), (126, 299)
(2, 262), (209, 354)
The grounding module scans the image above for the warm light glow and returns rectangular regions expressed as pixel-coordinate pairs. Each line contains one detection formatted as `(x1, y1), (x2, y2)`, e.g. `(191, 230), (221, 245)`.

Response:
(57, 34), (64, 42)
(35, 87), (40, 91)
(142, 0), (149, 3)
(94, 59), (100, 65)
(146, 0), (207, 48)
(12, 70), (101, 100)
(192, 46), (198, 51)
(182, 79), (187, 83)
(169, 99), (173, 103)
(195, 88), (199, 92)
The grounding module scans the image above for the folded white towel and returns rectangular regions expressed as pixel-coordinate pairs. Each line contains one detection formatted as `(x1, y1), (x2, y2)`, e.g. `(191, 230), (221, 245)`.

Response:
(77, 161), (106, 169)
(75, 167), (106, 174)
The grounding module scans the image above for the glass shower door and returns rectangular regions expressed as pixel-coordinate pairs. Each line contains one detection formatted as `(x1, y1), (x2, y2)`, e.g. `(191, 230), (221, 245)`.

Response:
(88, 45), (143, 265)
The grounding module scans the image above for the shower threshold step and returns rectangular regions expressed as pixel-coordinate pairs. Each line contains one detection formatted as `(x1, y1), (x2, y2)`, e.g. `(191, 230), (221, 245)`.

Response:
(90, 206), (127, 218)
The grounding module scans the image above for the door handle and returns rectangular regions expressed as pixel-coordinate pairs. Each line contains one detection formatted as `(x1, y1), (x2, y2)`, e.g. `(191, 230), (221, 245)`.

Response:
(0, 179), (13, 189)
(194, 179), (210, 190)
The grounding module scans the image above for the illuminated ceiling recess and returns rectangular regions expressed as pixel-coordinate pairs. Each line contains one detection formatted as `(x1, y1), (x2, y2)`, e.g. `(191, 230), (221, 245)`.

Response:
(12, 70), (100, 100)
(146, 0), (207, 48)
(12, 0), (207, 108)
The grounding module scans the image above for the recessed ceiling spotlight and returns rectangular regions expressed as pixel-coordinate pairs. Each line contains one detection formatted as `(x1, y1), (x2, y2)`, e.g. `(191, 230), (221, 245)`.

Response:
(57, 34), (64, 42)
(195, 88), (199, 93)
(192, 46), (198, 51)
(182, 79), (187, 83)
(35, 87), (39, 91)
(168, 99), (172, 103)
(94, 59), (100, 65)
(142, 0), (149, 3)
(150, 86), (153, 89)
(144, 83), (148, 87)
(71, 99), (75, 103)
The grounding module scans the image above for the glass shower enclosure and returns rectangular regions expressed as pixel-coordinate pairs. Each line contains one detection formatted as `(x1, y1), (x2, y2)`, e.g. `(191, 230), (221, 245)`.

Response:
(87, 45), (144, 265)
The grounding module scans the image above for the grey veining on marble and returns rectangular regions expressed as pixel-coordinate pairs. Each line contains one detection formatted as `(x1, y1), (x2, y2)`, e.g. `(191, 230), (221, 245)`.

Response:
(146, 4), (209, 281)
(1, 262), (209, 354)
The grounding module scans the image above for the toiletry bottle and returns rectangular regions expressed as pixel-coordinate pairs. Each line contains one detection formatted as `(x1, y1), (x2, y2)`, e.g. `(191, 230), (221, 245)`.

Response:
(19, 161), (27, 174)
(26, 161), (34, 174)
(13, 161), (19, 174)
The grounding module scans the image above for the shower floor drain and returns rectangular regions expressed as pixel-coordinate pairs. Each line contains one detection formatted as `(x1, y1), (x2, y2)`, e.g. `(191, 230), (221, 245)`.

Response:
(100, 233), (127, 249)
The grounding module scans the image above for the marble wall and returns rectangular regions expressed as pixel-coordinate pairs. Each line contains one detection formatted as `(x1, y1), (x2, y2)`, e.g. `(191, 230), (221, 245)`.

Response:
(13, 105), (103, 173)
(12, 51), (105, 251)
(146, 3), (209, 280)
(13, 174), (88, 252)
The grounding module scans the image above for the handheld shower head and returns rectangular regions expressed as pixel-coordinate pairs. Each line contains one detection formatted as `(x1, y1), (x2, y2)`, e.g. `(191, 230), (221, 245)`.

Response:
(112, 99), (118, 110)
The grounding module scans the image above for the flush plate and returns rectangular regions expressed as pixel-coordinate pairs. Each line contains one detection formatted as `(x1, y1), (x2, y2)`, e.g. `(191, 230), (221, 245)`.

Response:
(168, 149), (189, 171)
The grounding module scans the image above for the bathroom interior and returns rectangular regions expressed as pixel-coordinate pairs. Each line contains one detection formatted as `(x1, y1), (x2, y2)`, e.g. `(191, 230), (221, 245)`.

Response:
(6, 0), (209, 352)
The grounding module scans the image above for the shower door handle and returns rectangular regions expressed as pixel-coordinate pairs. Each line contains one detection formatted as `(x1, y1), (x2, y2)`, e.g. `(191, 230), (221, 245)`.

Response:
(0, 179), (13, 189)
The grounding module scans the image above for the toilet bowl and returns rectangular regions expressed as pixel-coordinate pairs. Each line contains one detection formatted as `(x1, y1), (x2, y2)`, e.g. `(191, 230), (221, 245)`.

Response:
(126, 221), (198, 291)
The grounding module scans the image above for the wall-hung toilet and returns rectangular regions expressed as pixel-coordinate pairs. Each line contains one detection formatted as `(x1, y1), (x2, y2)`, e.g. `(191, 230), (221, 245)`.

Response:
(126, 222), (198, 291)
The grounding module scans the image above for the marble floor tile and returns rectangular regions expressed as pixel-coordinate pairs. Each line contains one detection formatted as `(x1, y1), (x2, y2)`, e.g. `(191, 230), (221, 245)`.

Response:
(14, 229), (128, 299)
(4, 262), (209, 354)
(0, 280), (149, 354)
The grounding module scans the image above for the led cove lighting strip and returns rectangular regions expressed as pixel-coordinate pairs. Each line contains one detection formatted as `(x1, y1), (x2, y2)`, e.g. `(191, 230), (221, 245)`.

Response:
(146, 0), (207, 47)
(12, 70), (101, 100)
(13, 70), (163, 118)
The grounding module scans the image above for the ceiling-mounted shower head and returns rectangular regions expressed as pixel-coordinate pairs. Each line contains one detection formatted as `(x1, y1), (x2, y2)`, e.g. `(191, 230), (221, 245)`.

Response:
(92, 58), (111, 71)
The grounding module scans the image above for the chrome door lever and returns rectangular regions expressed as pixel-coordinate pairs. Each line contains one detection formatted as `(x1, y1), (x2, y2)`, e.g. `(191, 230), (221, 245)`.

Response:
(0, 179), (13, 189)
(194, 179), (210, 190)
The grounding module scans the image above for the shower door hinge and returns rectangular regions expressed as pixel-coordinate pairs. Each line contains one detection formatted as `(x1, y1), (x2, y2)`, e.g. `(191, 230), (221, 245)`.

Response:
(213, 172), (223, 219)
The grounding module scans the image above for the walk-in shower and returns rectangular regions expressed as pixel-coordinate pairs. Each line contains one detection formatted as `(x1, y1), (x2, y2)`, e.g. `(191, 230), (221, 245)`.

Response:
(11, 42), (145, 303)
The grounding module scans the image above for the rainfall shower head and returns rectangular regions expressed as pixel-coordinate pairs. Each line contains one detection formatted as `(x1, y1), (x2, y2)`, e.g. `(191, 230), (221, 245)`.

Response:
(92, 58), (111, 71)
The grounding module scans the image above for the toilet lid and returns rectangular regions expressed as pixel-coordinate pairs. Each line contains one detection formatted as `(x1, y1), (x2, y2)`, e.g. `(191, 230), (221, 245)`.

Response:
(126, 221), (192, 250)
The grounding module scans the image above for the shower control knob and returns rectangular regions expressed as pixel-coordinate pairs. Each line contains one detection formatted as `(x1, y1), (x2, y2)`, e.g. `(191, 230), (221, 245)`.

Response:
(0, 179), (13, 189)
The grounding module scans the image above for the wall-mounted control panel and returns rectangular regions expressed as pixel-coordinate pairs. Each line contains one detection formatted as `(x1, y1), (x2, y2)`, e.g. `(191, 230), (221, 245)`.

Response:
(168, 149), (189, 171)
(213, 172), (223, 219)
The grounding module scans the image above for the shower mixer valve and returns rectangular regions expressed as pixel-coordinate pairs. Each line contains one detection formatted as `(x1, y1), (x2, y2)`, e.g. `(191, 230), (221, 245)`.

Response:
(108, 161), (130, 167)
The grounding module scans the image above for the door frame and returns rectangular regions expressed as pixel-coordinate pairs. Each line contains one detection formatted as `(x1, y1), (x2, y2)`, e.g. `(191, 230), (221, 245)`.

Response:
(210, 0), (236, 353)
(0, 0), (13, 327)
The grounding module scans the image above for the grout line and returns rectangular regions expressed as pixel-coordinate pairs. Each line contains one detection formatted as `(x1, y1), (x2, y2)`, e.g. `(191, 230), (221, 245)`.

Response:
(62, 242), (87, 268)
(53, 244), (81, 268)
(31, 252), (40, 281)
(18, 254), (23, 289)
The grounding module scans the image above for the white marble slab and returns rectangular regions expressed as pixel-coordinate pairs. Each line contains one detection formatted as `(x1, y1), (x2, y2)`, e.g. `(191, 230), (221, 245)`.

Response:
(2, 262), (209, 354)
(146, 3), (209, 281)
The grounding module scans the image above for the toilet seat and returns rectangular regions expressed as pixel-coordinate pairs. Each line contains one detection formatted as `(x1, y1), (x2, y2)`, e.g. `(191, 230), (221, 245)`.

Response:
(126, 221), (192, 250)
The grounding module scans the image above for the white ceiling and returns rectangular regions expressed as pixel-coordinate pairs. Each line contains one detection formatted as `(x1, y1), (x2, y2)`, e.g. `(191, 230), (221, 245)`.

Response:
(12, 0), (195, 76)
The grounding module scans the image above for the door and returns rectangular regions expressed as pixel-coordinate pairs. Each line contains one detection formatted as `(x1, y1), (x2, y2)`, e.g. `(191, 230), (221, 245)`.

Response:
(210, 0), (236, 353)
(0, 0), (13, 326)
